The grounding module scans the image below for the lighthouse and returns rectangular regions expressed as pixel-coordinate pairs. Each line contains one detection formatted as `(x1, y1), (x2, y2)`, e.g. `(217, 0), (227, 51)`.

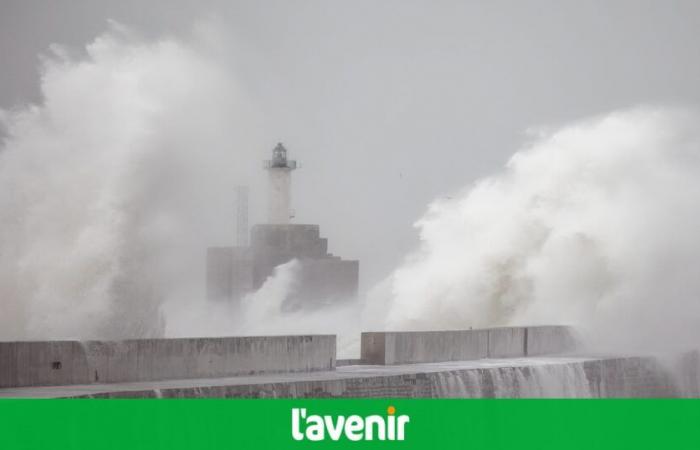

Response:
(264, 143), (297, 224)
(206, 141), (358, 307)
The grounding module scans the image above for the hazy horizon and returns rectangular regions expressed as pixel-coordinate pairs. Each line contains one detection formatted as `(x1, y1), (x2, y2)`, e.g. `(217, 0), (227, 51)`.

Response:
(4, 1), (700, 295)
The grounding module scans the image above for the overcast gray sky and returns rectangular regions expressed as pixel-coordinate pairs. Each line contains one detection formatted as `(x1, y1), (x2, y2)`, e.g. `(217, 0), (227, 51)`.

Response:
(2, 0), (700, 292)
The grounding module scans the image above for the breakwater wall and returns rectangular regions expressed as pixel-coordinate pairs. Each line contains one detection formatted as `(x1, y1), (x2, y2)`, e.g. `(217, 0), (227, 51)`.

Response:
(76, 356), (677, 399)
(0, 335), (336, 388)
(360, 326), (577, 365)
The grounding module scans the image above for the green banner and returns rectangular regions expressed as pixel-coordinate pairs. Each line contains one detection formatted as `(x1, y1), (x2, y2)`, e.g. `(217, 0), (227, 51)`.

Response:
(1, 399), (699, 449)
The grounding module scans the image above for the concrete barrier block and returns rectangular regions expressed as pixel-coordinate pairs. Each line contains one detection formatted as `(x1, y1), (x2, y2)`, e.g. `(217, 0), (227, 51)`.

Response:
(360, 333), (386, 365)
(0, 343), (17, 388)
(361, 329), (490, 365)
(392, 330), (489, 364)
(361, 326), (576, 365)
(0, 334), (336, 388)
(525, 326), (578, 356)
(192, 338), (225, 379)
(488, 327), (526, 358)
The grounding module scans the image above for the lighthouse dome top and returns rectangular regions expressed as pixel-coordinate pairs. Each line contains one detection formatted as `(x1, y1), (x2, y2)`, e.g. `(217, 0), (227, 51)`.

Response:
(266, 142), (297, 170)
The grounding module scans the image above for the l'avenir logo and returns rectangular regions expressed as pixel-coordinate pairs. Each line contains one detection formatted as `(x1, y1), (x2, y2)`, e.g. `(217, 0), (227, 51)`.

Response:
(291, 406), (410, 441)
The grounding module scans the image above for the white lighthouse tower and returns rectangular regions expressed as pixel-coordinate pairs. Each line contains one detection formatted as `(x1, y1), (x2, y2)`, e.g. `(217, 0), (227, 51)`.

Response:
(264, 143), (297, 224)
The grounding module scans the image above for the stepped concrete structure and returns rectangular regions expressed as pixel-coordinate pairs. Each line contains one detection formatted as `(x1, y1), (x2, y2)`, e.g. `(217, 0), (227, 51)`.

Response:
(0, 326), (694, 398)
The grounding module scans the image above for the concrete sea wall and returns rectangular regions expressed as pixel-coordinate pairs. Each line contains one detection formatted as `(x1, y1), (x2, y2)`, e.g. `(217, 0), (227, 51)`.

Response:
(78, 357), (677, 399)
(0, 335), (336, 388)
(360, 326), (577, 365)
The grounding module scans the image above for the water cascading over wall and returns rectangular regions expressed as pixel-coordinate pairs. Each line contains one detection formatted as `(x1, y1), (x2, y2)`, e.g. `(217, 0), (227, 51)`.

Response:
(431, 357), (678, 398)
